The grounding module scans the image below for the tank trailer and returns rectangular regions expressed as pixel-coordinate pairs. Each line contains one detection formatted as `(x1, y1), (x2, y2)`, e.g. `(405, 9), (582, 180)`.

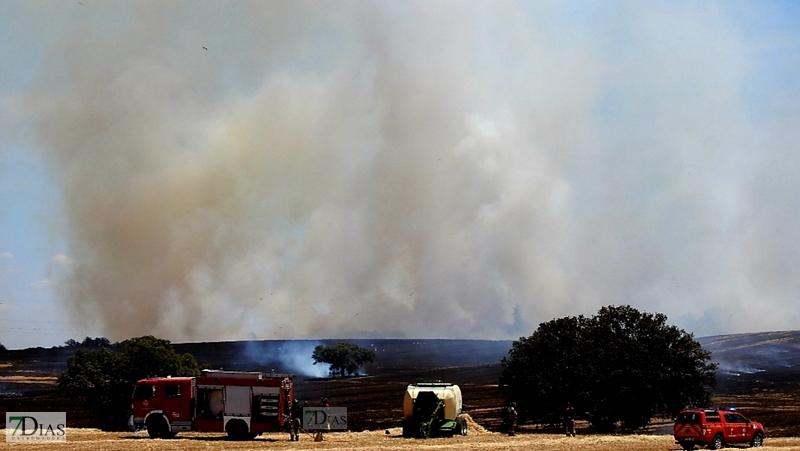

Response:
(402, 382), (468, 438)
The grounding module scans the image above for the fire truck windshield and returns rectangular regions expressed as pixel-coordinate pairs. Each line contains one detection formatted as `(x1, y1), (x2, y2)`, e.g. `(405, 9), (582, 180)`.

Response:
(132, 384), (155, 400)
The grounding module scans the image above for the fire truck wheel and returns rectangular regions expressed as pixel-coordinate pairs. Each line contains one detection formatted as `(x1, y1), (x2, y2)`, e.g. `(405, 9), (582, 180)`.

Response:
(751, 432), (763, 447)
(226, 419), (250, 440)
(146, 415), (169, 439)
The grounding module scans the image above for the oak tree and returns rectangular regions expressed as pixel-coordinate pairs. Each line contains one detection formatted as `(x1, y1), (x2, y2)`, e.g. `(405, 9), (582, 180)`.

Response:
(58, 335), (198, 430)
(500, 305), (716, 432)
(312, 342), (375, 377)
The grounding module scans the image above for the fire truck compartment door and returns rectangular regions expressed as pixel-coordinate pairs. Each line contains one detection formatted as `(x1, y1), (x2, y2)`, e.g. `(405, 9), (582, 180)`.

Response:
(224, 386), (252, 416)
(252, 387), (279, 395)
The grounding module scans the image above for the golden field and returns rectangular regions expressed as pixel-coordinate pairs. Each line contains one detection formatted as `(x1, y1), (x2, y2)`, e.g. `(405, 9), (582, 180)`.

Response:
(3, 428), (800, 451)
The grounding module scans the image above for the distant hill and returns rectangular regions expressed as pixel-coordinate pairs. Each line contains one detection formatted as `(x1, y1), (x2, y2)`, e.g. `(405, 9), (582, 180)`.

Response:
(3, 331), (800, 393)
(172, 339), (513, 376)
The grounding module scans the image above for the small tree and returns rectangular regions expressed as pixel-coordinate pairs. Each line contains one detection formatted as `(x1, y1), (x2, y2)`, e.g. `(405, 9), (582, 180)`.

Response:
(500, 305), (717, 432)
(58, 335), (199, 430)
(0, 341), (7, 352)
(312, 342), (375, 377)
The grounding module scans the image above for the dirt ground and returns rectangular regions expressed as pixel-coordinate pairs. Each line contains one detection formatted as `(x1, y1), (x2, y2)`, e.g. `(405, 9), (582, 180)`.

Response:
(3, 428), (800, 451)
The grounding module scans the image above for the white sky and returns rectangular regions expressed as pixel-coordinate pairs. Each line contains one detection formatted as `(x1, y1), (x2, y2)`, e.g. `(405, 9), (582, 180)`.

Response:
(2, 1), (800, 349)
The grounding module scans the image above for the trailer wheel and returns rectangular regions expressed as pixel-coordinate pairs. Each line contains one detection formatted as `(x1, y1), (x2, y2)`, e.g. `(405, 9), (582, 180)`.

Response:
(402, 420), (413, 438)
(146, 415), (169, 439)
(456, 417), (468, 436)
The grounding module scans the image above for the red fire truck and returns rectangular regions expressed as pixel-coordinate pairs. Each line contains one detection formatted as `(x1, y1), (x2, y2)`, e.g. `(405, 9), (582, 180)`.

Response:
(131, 369), (294, 440)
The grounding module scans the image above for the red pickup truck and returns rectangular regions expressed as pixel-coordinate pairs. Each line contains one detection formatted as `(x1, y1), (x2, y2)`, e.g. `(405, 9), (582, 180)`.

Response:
(674, 408), (764, 450)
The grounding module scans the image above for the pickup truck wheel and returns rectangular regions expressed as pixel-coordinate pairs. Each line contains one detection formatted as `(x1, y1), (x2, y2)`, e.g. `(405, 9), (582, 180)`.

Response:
(750, 432), (763, 447)
(709, 434), (724, 450)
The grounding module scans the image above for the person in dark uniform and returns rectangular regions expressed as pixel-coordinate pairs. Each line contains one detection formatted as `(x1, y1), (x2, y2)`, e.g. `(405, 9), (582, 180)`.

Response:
(507, 402), (518, 436)
(565, 402), (576, 437)
(289, 398), (302, 441)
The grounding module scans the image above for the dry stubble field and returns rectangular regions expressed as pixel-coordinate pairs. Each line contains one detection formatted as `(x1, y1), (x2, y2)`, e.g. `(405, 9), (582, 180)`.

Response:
(3, 428), (800, 451)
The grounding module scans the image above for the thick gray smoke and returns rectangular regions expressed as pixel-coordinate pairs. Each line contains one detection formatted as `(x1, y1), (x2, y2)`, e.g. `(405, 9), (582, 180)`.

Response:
(11, 1), (800, 341)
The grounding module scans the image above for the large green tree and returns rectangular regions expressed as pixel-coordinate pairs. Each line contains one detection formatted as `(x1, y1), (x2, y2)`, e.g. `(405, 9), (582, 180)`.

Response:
(312, 342), (375, 377)
(500, 305), (717, 432)
(58, 335), (199, 430)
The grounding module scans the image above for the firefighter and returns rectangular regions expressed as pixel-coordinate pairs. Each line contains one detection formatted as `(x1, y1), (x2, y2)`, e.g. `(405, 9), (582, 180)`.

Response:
(289, 398), (302, 441)
(506, 402), (518, 436)
(564, 402), (576, 437)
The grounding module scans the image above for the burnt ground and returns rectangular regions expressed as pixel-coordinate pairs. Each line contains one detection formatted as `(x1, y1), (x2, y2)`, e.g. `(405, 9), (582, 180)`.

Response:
(700, 331), (800, 437)
(2, 333), (800, 435)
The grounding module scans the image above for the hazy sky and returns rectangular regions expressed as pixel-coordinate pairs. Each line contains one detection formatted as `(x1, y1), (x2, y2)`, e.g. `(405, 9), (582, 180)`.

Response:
(2, 1), (800, 349)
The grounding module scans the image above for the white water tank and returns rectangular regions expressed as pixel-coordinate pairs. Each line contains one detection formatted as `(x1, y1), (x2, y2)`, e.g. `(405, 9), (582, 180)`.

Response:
(403, 383), (463, 421)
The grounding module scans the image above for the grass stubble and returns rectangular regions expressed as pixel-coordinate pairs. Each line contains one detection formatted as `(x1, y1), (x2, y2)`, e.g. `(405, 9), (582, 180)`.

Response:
(3, 427), (800, 451)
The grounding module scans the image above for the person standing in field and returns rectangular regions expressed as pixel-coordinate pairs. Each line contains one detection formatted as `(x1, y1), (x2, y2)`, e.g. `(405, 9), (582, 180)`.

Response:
(564, 402), (576, 437)
(506, 402), (518, 436)
(289, 398), (302, 441)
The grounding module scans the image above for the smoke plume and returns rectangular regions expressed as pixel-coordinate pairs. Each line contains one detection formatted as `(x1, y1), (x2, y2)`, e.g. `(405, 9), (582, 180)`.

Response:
(241, 341), (329, 378)
(11, 1), (800, 341)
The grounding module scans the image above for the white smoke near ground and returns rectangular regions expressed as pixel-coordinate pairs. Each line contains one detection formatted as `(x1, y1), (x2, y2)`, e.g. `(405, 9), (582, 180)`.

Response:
(241, 341), (329, 378)
(8, 1), (800, 341)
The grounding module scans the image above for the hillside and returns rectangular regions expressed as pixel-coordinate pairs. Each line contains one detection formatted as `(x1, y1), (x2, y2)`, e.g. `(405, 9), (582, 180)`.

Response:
(699, 330), (800, 391)
(171, 339), (512, 377)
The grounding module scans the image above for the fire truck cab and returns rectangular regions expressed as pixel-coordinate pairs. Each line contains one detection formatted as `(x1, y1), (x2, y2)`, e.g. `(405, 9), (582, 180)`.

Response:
(131, 370), (294, 440)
